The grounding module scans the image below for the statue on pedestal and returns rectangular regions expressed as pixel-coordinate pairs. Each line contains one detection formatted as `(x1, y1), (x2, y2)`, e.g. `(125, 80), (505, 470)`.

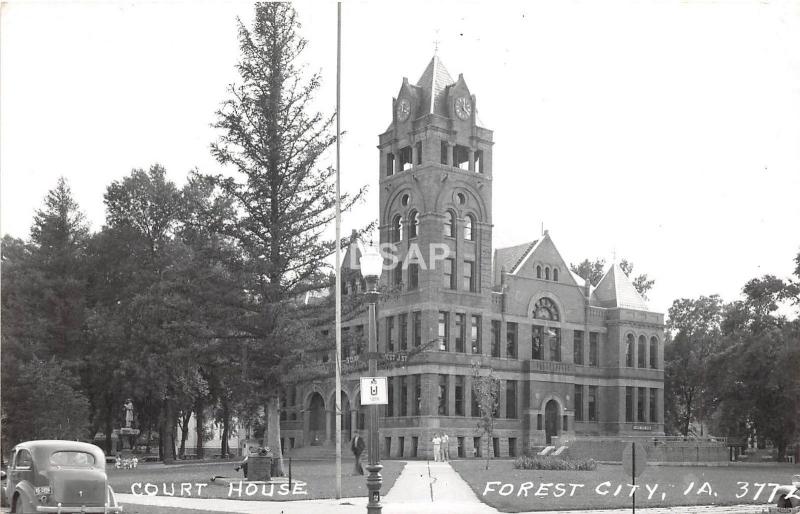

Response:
(124, 399), (134, 429)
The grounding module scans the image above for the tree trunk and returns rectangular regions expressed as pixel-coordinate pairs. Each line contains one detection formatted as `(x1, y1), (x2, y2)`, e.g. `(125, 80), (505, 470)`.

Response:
(161, 397), (177, 464)
(220, 398), (230, 457)
(264, 395), (284, 476)
(195, 397), (205, 459)
(104, 401), (114, 454)
(179, 412), (191, 459)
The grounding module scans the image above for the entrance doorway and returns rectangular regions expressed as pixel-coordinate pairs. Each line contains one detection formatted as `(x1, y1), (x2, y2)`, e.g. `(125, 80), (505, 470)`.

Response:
(308, 392), (325, 445)
(545, 399), (559, 444)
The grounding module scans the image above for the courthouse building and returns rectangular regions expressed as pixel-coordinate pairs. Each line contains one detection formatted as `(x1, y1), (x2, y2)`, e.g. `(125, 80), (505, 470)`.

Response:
(279, 56), (665, 459)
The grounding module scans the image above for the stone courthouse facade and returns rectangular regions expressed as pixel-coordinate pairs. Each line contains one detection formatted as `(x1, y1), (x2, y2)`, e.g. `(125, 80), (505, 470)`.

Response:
(279, 56), (665, 459)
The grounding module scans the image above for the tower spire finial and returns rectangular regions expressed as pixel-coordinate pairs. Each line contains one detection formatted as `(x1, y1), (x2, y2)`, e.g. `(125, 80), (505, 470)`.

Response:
(433, 29), (440, 56)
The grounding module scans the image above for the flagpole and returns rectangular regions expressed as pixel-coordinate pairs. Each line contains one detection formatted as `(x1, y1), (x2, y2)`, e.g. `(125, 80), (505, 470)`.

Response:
(335, 0), (343, 500)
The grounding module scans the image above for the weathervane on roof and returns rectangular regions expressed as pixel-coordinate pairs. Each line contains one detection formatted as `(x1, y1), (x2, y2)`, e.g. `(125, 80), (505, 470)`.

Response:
(433, 29), (440, 56)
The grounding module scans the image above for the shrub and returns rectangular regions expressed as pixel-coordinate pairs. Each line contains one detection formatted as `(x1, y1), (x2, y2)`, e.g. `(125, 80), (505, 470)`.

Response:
(513, 455), (597, 471)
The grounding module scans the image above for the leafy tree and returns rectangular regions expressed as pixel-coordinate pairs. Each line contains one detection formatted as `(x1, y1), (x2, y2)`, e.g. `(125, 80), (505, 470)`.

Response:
(570, 257), (654, 299)
(2, 358), (90, 446)
(471, 363), (500, 470)
(207, 3), (366, 474)
(663, 295), (725, 436)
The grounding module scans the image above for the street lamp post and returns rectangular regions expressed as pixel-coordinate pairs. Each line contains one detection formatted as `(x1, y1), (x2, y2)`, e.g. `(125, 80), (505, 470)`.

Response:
(360, 243), (383, 514)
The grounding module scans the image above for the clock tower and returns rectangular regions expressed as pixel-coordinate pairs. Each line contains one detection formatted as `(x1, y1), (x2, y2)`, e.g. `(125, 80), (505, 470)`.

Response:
(378, 55), (494, 306)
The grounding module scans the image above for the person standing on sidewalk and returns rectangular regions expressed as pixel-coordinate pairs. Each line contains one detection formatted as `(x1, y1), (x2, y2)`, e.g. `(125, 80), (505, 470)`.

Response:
(441, 433), (450, 461)
(351, 431), (365, 475)
(432, 433), (441, 462)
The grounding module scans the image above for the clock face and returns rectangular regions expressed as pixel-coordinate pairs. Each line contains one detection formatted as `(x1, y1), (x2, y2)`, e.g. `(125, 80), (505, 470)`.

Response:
(455, 96), (472, 120)
(396, 98), (410, 121)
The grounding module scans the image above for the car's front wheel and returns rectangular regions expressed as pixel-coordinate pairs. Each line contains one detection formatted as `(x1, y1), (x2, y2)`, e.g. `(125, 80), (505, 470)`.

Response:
(13, 494), (29, 514)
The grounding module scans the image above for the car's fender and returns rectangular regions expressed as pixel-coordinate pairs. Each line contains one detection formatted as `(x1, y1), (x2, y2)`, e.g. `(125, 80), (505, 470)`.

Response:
(107, 485), (119, 508)
(12, 481), (36, 512)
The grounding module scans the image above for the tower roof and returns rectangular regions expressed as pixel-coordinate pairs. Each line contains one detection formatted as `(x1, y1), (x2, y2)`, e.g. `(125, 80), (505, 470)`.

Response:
(591, 262), (648, 310)
(415, 55), (456, 117)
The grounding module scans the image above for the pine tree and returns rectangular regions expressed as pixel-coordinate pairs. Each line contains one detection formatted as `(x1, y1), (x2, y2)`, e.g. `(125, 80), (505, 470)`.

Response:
(208, 3), (366, 474)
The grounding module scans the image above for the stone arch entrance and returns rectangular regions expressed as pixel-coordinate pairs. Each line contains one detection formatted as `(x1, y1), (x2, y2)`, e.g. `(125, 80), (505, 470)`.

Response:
(308, 392), (326, 446)
(545, 399), (560, 445)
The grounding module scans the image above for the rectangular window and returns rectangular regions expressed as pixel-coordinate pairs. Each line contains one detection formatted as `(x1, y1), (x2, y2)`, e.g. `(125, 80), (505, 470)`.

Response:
(532, 325), (543, 360)
(471, 382), (480, 417)
(393, 262), (402, 286)
(650, 338), (658, 369)
(470, 315), (481, 354)
(589, 332), (599, 367)
(506, 322), (518, 359)
(455, 313), (465, 352)
(638, 338), (646, 368)
(409, 263), (419, 290)
(387, 377), (394, 417)
(573, 330), (584, 365)
(386, 152), (394, 176)
(574, 385), (584, 422)
(626, 386), (634, 423)
(537, 414), (543, 430)
(463, 261), (476, 292)
(473, 437), (482, 457)
(508, 437), (517, 457)
(438, 374), (448, 416)
(415, 141), (422, 165)
(455, 376), (465, 416)
(399, 313), (408, 351)
(440, 141), (448, 165)
(453, 145), (470, 170)
(506, 380), (517, 419)
(457, 437), (465, 458)
(588, 386), (597, 422)
(414, 375), (421, 416)
(400, 376), (408, 416)
(399, 145), (412, 171)
(412, 311), (421, 347)
(649, 388), (657, 422)
(491, 320), (501, 357)
(638, 387), (646, 422)
(549, 327), (561, 362)
(387, 315), (395, 353)
(443, 258), (455, 289)
(475, 149), (484, 173)
(438, 312), (449, 351)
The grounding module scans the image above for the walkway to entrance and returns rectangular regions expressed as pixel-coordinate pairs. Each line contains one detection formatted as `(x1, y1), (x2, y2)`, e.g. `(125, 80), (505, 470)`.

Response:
(382, 461), (495, 513)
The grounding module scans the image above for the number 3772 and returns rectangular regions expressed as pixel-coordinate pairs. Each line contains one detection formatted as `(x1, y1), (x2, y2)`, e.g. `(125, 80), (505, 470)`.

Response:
(736, 482), (800, 503)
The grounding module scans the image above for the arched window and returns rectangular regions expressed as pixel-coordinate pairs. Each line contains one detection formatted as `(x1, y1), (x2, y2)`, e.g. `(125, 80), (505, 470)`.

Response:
(533, 297), (560, 321)
(545, 267), (550, 280)
(408, 211), (419, 239)
(649, 336), (658, 369)
(536, 265), (542, 279)
(392, 215), (403, 242)
(464, 214), (475, 241)
(444, 211), (455, 238)
(625, 334), (634, 367)
(637, 335), (646, 368)
(553, 268), (559, 282)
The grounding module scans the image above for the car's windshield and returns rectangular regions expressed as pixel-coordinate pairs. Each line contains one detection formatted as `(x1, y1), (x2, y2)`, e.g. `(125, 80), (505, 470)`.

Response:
(49, 451), (96, 467)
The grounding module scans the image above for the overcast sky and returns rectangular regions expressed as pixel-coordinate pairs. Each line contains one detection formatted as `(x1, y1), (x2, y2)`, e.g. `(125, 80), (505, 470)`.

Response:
(2, 0), (799, 316)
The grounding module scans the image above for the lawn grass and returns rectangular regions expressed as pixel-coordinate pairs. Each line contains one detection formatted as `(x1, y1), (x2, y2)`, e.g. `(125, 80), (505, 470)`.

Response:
(451, 459), (796, 512)
(108, 459), (405, 502)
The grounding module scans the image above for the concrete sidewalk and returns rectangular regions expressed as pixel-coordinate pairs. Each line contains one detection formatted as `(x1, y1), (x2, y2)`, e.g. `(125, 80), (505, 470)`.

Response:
(117, 460), (774, 514)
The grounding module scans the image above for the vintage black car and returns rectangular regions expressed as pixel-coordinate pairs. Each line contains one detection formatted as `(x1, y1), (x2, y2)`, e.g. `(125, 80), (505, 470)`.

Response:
(3, 440), (121, 513)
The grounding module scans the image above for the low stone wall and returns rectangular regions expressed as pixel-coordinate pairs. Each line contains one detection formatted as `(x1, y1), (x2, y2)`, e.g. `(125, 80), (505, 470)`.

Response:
(566, 438), (729, 464)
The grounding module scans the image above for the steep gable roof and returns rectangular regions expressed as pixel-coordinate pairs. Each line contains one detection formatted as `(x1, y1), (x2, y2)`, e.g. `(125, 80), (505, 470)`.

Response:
(591, 263), (648, 310)
(493, 240), (538, 284)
